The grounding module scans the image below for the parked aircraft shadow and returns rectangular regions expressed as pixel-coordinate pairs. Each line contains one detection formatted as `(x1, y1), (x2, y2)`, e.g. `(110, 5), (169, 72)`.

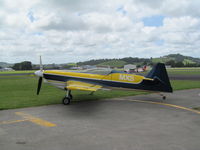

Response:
(64, 99), (107, 117)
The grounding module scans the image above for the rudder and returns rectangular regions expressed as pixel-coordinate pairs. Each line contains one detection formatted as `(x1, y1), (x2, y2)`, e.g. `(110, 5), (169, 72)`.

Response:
(146, 63), (173, 92)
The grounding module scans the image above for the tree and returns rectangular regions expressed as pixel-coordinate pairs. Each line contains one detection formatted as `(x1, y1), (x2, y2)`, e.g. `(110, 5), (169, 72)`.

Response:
(143, 61), (148, 65)
(12, 61), (32, 70)
(12, 63), (21, 70)
(175, 61), (184, 67)
(62, 64), (72, 69)
(165, 60), (176, 67)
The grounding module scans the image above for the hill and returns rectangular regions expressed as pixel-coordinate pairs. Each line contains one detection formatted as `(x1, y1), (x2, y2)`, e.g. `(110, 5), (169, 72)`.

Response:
(77, 57), (150, 67)
(98, 60), (127, 68)
(77, 54), (200, 68)
(0, 62), (13, 68)
(1, 54), (200, 69)
(152, 54), (200, 64)
(152, 54), (200, 67)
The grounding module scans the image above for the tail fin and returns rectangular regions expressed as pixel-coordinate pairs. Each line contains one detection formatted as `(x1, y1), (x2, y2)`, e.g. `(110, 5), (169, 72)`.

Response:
(146, 63), (173, 92)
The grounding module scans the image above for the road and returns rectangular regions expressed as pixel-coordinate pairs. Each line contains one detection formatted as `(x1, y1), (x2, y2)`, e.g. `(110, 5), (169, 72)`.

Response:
(0, 89), (200, 150)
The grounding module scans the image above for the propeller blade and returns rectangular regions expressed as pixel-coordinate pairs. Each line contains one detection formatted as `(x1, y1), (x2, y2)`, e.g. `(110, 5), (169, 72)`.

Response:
(37, 77), (43, 95)
(40, 55), (43, 71)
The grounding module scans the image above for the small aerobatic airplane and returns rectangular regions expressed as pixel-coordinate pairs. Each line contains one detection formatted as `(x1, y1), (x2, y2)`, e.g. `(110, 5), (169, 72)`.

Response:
(35, 57), (173, 105)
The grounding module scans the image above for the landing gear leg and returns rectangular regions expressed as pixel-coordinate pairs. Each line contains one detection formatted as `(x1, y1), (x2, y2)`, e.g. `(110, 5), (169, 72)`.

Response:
(89, 91), (95, 95)
(62, 89), (72, 105)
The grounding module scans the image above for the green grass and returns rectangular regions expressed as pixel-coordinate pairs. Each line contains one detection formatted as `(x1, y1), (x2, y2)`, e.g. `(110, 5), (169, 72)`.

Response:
(0, 70), (35, 74)
(171, 80), (200, 90)
(135, 68), (200, 76)
(152, 57), (197, 65)
(98, 60), (127, 68)
(137, 69), (200, 76)
(183, 59), (196, 65)
(67, 63), (77, 66)
(166, 68), (200, 75)
(152, 57), (174, 63)
(0, 77), (200, 110)
(0, 77), (147, 110)
(167, 71), (200, 75)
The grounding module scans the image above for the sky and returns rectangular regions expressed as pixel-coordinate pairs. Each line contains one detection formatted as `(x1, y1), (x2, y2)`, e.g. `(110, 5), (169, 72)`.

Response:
(0, 0), (200, 64)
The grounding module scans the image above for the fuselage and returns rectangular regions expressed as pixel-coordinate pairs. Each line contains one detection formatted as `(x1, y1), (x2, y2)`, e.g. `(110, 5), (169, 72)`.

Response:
(41, 70), (170, 92)
(34, 63), (173, 104)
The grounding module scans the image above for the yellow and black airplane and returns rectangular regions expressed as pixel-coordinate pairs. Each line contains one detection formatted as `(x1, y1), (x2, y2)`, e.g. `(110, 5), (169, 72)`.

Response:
(35, 57), (173, 105)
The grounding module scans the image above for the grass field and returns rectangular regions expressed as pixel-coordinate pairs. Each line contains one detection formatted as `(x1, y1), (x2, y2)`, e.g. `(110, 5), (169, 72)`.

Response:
(137, 68), (200, 76)
(0, 75), (200, 110)
(166, 68), (200, 75)
(0, 77), (148, 110)
(98, 60), (127, 68)
(0, 70), (35, 74)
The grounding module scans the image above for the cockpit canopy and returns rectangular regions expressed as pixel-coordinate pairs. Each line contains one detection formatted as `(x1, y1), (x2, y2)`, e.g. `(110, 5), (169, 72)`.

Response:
(78, 68), (125, 75)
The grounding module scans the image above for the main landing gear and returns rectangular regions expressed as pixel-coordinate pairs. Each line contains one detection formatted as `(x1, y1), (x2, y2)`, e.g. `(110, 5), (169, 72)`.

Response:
(62, 89), (73, 105)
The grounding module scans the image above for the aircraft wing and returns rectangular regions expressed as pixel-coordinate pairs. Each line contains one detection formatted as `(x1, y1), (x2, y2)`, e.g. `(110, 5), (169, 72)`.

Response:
(66, 80), (103, 91)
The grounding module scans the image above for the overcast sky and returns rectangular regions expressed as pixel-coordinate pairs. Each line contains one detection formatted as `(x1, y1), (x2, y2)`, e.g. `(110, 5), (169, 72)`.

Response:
(0, 0), (200, 64)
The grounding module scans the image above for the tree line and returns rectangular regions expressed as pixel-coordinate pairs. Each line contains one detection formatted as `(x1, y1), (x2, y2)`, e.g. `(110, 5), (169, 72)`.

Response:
(165, 60), (200, 67)
(12, 61), (33, 70)
(2, 55), (200, 71)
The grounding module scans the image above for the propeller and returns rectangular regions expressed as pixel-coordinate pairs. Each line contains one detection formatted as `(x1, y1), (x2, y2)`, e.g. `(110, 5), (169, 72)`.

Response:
(35, 56), (43, 95)
(37, 77), (43, 95)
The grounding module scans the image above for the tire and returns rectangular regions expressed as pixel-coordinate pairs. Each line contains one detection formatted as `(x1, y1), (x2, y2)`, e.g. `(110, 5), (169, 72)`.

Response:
(62, 97), (71, 105)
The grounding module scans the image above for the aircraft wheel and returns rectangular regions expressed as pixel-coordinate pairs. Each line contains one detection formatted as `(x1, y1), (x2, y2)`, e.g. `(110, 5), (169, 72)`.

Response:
(62, 97), (71, 105)
(162, 96), (166, 100)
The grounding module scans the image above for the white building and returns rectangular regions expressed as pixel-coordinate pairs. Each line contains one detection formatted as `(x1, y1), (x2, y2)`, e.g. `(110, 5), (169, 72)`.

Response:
(0, 67), (14, 72)
(124, 64), (136, 72)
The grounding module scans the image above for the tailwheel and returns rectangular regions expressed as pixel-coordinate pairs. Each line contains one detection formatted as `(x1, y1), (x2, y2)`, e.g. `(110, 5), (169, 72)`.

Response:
(159, 93), (167, 100)
(89, 91), (95, 95)
(159, 93), (166, 100)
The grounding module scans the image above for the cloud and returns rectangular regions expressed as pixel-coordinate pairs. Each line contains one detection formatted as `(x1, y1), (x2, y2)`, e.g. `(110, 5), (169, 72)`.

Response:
(0, 0), (200, 63)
